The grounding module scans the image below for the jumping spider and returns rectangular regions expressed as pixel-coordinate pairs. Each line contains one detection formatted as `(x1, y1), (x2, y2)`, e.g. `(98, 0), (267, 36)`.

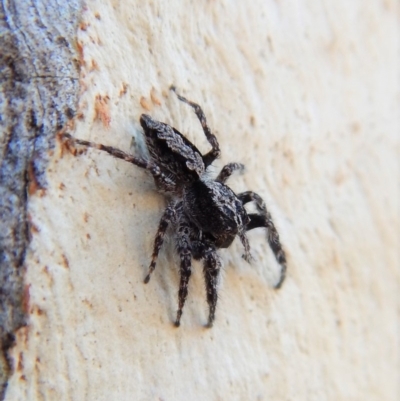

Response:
(62, 87), (287, 327)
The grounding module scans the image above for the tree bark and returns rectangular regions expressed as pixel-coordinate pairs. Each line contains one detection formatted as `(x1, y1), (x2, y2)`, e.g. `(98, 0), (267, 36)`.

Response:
(0, 1), (80, 397)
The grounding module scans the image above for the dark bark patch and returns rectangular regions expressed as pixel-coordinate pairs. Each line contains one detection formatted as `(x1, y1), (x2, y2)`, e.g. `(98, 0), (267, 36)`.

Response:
(0, 1), (81, 398)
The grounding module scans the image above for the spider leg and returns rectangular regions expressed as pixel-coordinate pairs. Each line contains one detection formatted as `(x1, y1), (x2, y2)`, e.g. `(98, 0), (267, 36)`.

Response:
(62, 133), (176, 189)
(153, 174), (178, 193)
(170, 86), (221, 167)
(238, 191), (287, 289)
(62, 133), (150, 168)
(239, 232), (253, 263)
(202, 246), (221, 328)
(216, 162), (244, 183)
(144, 203), (177, 284)
(175, 221), (193, 327)
(238, 191), (266, 212)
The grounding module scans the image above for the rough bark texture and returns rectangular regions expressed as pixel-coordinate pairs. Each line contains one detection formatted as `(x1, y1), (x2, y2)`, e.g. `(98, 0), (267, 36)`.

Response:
(0, 0), (80, 398)
(2, 1), (399, 400)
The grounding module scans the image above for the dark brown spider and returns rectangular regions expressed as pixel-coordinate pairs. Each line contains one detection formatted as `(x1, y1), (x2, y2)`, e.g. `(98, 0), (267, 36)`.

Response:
(62, 87), (287, 327)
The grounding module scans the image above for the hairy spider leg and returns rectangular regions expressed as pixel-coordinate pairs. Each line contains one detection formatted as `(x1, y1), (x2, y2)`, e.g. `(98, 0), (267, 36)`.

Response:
(62, 134), (178, 191)
(238, 191), (266, 213)
(239, 232), (253, 263)
(215, 162), (251, 262)
(238, 191), (287, 289)
(202, 246), (221, 327)
(170, 86), (221, 167)
(216, 162), (245, 183)
(63, 133), (148, 167)
(152, 174), (179, 193)
(175, 220), (193, 327)
(144, 203), (177, 284)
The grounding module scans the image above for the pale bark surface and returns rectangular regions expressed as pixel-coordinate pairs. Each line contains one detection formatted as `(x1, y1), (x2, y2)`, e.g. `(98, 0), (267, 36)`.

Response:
(3, 1), (399, 400)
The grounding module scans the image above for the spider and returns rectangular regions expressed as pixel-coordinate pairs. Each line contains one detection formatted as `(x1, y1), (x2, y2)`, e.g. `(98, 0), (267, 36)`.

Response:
(62, 87), (287, 327)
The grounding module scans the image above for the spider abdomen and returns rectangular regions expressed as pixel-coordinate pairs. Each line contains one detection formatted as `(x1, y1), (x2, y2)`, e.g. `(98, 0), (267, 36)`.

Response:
(183, 180), (249, 247)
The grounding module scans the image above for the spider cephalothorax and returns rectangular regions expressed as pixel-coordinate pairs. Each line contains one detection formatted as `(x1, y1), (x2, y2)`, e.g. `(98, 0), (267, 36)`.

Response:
(63, 87), (287, 327)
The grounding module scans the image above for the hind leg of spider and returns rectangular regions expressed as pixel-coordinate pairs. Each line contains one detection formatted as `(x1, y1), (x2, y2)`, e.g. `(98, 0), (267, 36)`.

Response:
(216, 162), (245, 183)
(238, 191), (286, 288)
(238, 191), (266, 213)
(175, 221), (193, 327)
(202, 246), (221, 328)
(170, 86), (220, 167)
(239, 231), (253, 263)
(144, 203), (177, 284)
(246, 212), (287, 289)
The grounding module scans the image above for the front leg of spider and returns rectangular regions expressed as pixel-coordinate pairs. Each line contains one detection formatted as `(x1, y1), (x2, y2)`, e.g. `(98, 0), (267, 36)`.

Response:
(170, 85), (221, 167)
(61, 133), (173, 188)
